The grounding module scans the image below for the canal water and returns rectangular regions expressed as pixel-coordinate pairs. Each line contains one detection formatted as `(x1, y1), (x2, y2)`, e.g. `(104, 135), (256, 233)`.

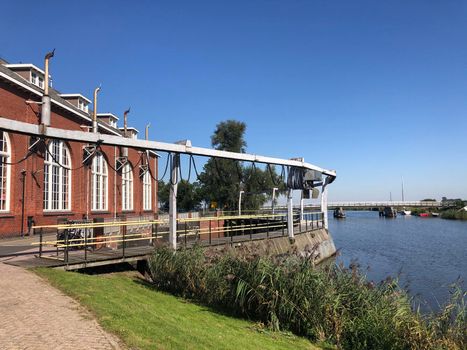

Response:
(328, 211), (467, 312)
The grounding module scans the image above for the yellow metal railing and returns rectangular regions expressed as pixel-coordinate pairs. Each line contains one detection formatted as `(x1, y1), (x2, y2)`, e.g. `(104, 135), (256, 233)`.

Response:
(32, 211), (323, 264)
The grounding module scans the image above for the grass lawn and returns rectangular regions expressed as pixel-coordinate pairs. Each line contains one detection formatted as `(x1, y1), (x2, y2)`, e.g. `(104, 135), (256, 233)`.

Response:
(35, 268), (325, 350)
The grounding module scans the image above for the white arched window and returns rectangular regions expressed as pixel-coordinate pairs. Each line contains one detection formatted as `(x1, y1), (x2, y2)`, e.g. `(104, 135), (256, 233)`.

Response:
(92, 153), (108, 211)
(143, 170), (151, 210)
(121, 162), (133, 211)
(0, 131), (11, 212)
(44, 140), (71, 211)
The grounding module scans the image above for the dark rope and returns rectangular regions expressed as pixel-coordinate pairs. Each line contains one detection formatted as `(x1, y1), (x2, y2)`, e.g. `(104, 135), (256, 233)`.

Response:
(1, 150), (34, 165)
(44, 139), (91, 171)
(267, 164), (284, 187)
(105, 148), (143, 175)
(190, 155), (202, 181)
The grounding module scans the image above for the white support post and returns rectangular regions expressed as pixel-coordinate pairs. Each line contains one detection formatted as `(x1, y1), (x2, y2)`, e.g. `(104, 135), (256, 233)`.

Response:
(321, 180), (329, 230)
(169, 154), (180, 250)
(287, 189), (294, 239)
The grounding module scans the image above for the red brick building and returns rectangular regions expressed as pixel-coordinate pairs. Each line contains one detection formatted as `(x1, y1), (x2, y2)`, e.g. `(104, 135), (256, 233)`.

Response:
(0, 58), (158, 237)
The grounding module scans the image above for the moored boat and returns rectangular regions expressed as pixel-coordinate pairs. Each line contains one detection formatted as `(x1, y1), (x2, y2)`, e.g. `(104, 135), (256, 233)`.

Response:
(333, 207), (346, 219)
(383, 206), (397, 218)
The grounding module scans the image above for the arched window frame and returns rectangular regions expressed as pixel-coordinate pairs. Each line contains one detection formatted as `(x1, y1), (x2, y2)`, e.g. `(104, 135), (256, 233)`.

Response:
(121, 162), (133, 211)
(43, 140), (71, 211)
(0, 131), (11, 212)
(143, 170), (151, 211)
(91, 153), (108, 211)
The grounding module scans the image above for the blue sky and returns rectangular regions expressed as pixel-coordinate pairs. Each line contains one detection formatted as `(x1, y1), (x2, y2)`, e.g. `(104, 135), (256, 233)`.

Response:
(2, 1), (466, 201)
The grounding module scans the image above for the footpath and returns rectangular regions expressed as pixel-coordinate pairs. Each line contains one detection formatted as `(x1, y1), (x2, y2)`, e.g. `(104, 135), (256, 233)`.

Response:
(0, 260), (123, 350)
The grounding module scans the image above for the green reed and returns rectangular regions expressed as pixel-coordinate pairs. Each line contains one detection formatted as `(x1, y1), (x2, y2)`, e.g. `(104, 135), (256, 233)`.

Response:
(149, 245), (466, 350)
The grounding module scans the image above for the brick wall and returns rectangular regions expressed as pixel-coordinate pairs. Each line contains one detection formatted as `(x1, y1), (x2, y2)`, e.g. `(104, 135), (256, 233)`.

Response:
(0, 80), (158, 237)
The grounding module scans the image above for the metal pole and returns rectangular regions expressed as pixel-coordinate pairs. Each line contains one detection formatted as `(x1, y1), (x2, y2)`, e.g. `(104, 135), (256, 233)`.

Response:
(39, 228), (43, 258)
(84, 228), (87, 264)
(287, 189), (294, 239)
(169, 153), (180, 250)
(321, 179), (329, 230)
(238, 190), (244, 216)
(122, 224), (126, 258)
(230, 220), (233, 244)
(20, 170), (26, 236)
(300, 195), (304, 227)
(272, 187), (278, 214)
(209, 219), (212, 245)
(266, 216), (270, 239)
(65, 229), (69, 265)
(281, 214), (285, 236)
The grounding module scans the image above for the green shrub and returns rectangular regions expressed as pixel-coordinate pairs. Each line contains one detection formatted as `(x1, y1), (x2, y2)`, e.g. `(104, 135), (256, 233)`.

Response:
(149, 246), (466, 350)
(440, 209), (467, 220)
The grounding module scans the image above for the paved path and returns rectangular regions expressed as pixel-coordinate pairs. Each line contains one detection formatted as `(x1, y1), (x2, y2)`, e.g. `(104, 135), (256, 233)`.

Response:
(0, 262), (123, 350)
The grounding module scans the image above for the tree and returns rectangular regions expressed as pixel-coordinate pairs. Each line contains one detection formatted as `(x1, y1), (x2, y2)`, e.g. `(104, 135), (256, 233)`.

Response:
(157, 180), (170, 211)
(157, 179), (203, 212)
(241, 164), (286, 210)
(197, 121), (246, 210)
(197, 120), (285, 211)
(177, 180), (202, 212)
(159, 120), (286, 212)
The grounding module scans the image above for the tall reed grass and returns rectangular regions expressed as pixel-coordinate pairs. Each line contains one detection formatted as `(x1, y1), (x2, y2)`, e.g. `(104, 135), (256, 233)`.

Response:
(440, 209), (467, 220)
(148, 245), (466, 350)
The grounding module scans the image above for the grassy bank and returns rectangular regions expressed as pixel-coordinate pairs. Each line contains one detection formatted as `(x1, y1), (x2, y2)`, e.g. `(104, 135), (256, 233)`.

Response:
(149, 246), (466, 350)
(440, 209), (467, 220)
(35, 268), (324, 350)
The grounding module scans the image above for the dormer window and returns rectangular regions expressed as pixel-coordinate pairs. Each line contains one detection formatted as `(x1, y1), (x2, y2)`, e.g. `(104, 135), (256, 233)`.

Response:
(119, 127), (139, 139)
(97, 113), (119, 128)
(78, 99), (88, 112)
(31, 71), (44, 88)
(4, 64), (47, 90)
(60, 94), (91, 114)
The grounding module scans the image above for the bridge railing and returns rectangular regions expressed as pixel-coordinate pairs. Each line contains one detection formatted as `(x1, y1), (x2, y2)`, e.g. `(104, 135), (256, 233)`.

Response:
(324, 201), (441, 208)
(271, 201), (441, 210)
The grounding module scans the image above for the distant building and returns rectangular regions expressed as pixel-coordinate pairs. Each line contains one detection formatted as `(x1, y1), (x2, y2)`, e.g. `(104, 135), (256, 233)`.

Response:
(0, 57), (158, 237)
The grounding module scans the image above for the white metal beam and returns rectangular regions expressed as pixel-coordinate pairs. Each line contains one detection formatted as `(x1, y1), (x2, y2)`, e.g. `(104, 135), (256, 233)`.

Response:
(0, 117), (336, 177)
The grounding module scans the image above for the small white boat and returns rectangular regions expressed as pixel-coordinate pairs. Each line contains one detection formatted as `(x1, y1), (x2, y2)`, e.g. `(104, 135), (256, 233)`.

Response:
(432, 212), (440, 217)
(400, 210), (411, 216)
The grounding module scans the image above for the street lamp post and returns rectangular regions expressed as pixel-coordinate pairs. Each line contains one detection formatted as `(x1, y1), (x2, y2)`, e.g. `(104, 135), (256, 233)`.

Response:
(272, 187), (278, 214)
(238, 190), (245, 216)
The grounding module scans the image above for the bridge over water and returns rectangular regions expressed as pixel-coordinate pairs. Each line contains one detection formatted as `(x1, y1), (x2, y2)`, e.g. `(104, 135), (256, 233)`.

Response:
(273, 201), (442, 211)
(304, 201), (441, 210)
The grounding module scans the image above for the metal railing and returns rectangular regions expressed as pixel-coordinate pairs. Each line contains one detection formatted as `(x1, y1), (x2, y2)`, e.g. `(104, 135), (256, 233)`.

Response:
(32, 211), (324, 266)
